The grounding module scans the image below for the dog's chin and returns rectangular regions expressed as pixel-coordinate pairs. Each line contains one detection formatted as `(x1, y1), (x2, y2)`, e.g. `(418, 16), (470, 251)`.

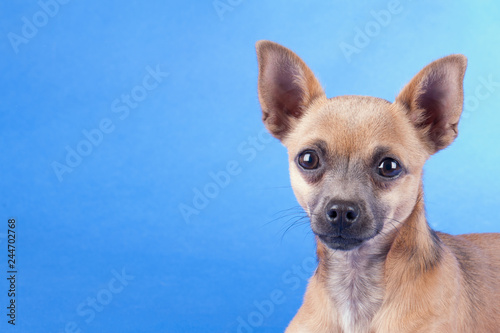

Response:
(318, 234), (365, 251)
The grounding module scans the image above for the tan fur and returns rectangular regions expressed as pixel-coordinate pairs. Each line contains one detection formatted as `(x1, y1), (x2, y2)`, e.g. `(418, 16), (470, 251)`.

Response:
(255, 40), (500, 332)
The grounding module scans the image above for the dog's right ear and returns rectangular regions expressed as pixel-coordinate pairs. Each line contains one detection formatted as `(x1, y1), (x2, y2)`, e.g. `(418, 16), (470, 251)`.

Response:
(256, 40), (325, 141)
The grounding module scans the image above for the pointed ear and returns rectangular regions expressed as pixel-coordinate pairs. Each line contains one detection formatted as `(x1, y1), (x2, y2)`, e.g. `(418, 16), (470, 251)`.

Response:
(395, 54), (467, 154)
(256, 40), (325, 140)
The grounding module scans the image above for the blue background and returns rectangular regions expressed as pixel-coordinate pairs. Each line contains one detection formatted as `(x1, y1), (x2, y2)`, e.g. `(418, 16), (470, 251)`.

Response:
(1, 1), (499, 332)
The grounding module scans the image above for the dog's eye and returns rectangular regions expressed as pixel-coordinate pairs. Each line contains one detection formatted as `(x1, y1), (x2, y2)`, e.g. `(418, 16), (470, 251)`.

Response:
(378, 158), (402, 178)
(298, 150), (319, 170)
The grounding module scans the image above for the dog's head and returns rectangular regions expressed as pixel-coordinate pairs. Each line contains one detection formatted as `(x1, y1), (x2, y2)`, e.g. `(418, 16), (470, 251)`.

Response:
(256, 41), (467, 251)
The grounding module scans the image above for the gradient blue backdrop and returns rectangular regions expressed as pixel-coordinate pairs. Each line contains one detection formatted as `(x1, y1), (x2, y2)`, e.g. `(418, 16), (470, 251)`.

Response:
(1, 1), (499, 332)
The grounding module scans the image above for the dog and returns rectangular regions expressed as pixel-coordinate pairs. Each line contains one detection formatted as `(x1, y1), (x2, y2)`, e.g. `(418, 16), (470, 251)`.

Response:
(255, 40), (500, 332)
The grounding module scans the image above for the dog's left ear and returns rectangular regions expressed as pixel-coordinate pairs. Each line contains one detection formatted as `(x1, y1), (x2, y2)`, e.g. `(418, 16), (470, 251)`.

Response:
(395, 54), (467, 154)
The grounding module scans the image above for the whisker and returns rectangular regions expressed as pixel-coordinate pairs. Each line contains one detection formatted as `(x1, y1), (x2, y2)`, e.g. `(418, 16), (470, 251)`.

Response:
(374, 216), (429, 236)
(264, 213), (306, 226)
(271, 206), (304, 216)
(280, 217), (310, 241)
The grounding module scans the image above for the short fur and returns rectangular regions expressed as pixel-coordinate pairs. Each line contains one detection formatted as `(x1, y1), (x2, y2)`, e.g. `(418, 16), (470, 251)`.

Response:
(255, 40), (500, 332)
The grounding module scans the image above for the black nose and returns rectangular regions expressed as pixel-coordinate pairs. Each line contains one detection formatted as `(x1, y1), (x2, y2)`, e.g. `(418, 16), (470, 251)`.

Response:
(326, 201), (360, 230)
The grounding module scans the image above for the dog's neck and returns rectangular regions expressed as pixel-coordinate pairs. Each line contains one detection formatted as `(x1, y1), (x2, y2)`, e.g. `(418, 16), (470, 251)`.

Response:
(315, 191), (443, 332)
(316, 235), (391, 332)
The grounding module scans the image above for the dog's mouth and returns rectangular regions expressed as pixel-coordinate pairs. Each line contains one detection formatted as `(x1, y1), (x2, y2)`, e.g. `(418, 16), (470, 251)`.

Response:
(317, 234), (365, 251)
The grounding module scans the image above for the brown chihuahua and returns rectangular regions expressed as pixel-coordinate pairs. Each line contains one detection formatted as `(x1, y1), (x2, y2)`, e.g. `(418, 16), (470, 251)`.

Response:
(255, 40), (500, 332)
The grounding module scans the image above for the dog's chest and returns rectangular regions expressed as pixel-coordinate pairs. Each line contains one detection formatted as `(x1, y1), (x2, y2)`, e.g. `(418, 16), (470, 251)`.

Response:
(326, 256), (385, 333)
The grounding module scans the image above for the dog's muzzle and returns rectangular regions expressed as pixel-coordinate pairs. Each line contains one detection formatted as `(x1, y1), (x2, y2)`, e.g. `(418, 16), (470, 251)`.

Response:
(312, 199), (377, 251)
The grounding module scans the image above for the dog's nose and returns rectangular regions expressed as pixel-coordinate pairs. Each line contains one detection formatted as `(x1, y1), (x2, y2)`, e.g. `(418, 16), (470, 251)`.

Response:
(326, 201), (360, 230)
